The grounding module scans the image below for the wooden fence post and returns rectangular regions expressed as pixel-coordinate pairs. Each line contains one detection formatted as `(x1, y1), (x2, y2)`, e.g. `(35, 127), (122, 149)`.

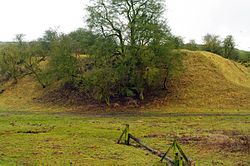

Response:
(125, 124), (130, 145)
(117, 124), (130, 145)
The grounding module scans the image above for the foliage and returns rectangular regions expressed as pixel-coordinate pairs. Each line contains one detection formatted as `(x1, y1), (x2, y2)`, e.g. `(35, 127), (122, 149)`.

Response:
(68, 28), (98, 55)
(202, 34), (222, 55)
(222, 35), (238, 60)
(44, 35), (79, 85)
(0, 43), (22, 83)
(169, 36), (184, 49)
(201, 34), (243, 62)
(0, 34), (47, 87)
(16, 35), (48, 88)
(184, 39), (199, 51)
(85, 0), (182, 104)
(37, 28), (60, 59)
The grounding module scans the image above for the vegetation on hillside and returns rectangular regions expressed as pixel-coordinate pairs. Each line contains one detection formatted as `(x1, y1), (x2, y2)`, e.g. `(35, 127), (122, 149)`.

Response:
(0, 0), (183, 105)
(0, 51), (249, 110)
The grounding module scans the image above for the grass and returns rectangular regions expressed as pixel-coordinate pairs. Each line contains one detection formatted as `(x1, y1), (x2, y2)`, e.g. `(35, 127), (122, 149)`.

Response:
(0, 50), (250, 165)
(200, 51), (250, 88)
(0, 107), (249, 165)
(167, 50), (250, 109)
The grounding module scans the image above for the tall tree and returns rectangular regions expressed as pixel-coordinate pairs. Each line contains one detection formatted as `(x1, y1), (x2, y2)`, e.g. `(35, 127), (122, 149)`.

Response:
(85, 0), (181, 102)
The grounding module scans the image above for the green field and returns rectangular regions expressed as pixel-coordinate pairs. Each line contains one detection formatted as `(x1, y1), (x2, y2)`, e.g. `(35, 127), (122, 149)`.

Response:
(0, 107), (249, 165)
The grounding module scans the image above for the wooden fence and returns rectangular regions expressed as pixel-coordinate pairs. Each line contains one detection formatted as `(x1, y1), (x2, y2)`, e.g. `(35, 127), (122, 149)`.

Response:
(117, 124), (194, 166)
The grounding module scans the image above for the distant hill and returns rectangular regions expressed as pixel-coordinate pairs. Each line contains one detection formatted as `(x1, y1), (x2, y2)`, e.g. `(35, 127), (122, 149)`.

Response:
(237, 49), (250, 67)
(238, 49), (250, 59)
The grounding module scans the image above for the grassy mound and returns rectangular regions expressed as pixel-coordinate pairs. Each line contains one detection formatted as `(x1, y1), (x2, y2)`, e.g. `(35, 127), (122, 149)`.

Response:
(166, 50), (250, 109)
(201, 51), (250, 88)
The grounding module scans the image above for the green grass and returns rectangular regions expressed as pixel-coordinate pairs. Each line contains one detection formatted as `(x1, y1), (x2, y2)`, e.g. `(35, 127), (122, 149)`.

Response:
(0, 107), (249, 165)
(238, 50), (250, 61)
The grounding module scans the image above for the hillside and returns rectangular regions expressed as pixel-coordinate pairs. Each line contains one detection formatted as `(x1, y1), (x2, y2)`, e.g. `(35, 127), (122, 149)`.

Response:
(165, 50), (250, 109)
(0, 50), (249, 110)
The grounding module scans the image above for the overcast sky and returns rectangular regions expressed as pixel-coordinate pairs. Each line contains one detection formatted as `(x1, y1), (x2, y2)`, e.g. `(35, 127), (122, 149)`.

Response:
(0, 0), (249, 50)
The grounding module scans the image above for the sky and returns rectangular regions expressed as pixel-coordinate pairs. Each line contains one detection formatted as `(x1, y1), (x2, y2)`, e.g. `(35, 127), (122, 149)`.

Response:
(0, 0), (249, 50)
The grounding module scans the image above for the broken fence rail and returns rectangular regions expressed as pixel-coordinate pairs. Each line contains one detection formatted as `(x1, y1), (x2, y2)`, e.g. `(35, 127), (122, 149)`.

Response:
(117, 124), (193, 166)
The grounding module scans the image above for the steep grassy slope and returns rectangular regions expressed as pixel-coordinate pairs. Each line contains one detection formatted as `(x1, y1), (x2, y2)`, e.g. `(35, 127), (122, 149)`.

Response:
(202, 51), (250, 88)
(165, 50), (250, 109)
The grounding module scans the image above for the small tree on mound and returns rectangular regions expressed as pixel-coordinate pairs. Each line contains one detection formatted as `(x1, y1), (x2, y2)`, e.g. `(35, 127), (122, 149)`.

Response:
(222, 35), (238, 60)
(84, 0), (182, 104)
(185, 39), (198, 51)
(0, 34), (46, 85)
(203, 34), (222, 55)
(15, 34), (48, 88)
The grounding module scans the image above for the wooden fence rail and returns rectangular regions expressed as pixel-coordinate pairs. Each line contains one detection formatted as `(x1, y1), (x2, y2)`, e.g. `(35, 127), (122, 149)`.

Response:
(117, 124), (193, 166)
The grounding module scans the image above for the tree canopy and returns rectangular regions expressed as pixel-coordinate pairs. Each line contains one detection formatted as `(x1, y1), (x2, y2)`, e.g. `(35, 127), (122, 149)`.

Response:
(84, 0), (182, 103)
